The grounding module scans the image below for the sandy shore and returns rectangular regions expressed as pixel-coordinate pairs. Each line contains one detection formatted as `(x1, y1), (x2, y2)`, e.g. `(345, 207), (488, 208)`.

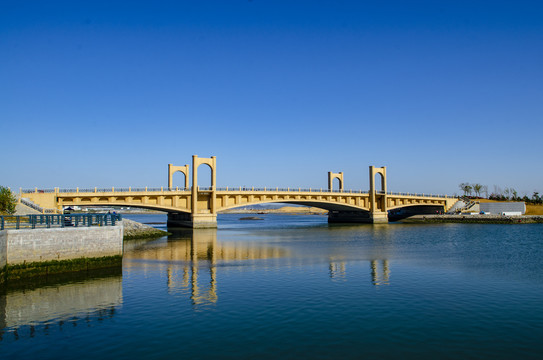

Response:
(402, 214), (543, 224)
(222, 206), (328, 215)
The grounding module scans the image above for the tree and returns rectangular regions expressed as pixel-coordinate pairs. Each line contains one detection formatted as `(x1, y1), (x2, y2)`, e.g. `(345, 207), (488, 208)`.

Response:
(0, 186), (17, 215)
(473, 184), (483, 198)
(459, 183), (472, 196)
(510, 188), (518, 201)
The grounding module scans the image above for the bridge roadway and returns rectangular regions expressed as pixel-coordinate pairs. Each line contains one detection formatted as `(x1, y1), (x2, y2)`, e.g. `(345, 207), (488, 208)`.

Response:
(21, 186), (458, 228)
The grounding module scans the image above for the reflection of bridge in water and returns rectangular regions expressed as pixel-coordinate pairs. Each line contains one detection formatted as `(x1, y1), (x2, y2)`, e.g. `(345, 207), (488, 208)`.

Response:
(125, 230), (392, 306)
(329, 259), (389, 286)
(21, 155), (458, 228)
(124, 229), (289, 305)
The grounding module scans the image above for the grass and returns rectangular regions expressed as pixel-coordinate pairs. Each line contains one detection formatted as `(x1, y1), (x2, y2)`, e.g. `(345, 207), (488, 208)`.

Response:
(526, 204), (543, 215)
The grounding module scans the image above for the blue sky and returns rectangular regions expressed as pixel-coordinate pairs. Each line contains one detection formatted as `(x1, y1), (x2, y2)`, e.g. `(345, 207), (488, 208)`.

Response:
(2, 0), (542, 196)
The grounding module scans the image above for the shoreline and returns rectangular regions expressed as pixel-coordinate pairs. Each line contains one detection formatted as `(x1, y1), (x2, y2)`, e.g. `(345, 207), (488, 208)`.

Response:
(122, 219), (170, 240)
(401, 214), (543, 224)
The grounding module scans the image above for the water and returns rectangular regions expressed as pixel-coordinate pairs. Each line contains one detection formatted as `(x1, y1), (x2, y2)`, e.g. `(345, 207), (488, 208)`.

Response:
(1, 214), (543, 359)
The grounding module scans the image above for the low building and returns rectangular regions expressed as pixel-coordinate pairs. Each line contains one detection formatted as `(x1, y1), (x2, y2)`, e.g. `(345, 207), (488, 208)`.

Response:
(479, 202), (525, 215)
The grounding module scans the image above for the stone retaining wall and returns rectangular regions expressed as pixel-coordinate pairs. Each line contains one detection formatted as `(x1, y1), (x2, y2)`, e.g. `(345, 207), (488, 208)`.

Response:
(0, 223), (123, 265)
(0, 231), (7, 270)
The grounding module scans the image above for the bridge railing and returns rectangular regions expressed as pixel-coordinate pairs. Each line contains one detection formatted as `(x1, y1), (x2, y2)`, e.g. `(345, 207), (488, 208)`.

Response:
(385, 191), (456, 198)
(21, 187), (192, 194)
(20, 187), (456, 199)
(216, 187), (369, 193)
(0, 213), (122, 231)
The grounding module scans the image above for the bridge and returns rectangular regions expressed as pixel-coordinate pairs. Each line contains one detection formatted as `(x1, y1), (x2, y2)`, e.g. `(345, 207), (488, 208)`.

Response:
(20, 155), (458, 228)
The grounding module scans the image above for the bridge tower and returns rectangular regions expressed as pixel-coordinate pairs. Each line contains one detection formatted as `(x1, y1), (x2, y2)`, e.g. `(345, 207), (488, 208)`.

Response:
(191, 155), (217, 228)
(167, 155), (218, 228)
(328, 166), (389, 224)
(328, 172), (344, 191)
(369, 166), (388, 223)
(168, 164), (189, 189)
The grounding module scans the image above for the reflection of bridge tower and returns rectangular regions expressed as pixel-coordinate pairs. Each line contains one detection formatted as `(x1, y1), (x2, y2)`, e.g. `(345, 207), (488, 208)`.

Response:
(370, 259), (390, 286)
(189, 229), (218, 305)
(165, 229), (218, 305)
(327, 259), (391, 285)
(329, 261), (346, 280)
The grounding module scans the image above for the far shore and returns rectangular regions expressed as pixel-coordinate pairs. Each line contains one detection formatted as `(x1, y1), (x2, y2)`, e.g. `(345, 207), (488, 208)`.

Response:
(401, 214), (543, 224)
(222, 206), (327, 215)
(85, 206), (329, 216)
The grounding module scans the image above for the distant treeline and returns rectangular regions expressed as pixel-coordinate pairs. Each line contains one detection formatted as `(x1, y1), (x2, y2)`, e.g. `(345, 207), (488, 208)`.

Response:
(458, 182), (542, 205)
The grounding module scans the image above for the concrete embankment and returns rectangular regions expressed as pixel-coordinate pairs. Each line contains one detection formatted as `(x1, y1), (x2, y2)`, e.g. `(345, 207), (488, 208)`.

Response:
(402, 214), (543, 224)
(0, 218), (168, 283)
(1, 224), (124, 282)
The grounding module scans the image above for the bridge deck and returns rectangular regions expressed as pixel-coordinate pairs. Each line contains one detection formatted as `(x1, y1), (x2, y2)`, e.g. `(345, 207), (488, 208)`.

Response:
(20, 187), (458, 215)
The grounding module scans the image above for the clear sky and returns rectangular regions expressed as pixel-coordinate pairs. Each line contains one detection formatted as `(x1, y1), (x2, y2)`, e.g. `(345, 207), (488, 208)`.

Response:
(2, 0), (542, 196)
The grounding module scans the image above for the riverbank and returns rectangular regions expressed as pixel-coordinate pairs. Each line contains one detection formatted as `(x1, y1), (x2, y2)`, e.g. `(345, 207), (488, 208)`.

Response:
(0, 218), (166, 284)
(401, 214), (543, 224)
(122, 219), (170, 239)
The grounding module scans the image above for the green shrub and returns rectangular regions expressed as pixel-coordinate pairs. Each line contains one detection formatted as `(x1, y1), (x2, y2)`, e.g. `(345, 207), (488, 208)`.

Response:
(0, 186), (17, 215)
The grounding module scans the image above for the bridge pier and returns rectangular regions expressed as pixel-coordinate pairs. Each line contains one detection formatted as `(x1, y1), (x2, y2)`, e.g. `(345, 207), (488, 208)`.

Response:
(328, 211), (389, 224)
(370, 212), (389, 223)
(167, 212), (217, 229)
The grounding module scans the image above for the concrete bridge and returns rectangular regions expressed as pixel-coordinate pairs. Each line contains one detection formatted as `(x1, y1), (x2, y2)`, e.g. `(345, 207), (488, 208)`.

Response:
(20, 155), (458, 228)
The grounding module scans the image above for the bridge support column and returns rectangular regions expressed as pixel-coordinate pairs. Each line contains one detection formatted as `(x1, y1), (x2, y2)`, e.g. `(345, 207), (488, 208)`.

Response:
(328, 211), (389, 224)
(167, 213), (217, 229)
(328, 211), (371, 223)
(369, 212), (388, 223)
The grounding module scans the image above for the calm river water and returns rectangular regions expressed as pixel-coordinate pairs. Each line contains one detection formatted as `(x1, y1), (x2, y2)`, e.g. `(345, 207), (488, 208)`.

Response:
(1, 214), (543, 359)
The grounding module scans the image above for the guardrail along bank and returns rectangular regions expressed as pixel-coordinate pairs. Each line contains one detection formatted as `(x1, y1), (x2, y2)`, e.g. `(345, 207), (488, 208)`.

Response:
(0, 214), (123, 283)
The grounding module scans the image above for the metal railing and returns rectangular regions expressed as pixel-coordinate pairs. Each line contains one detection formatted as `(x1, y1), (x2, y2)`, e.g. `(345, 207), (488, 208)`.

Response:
(20, 197), (58, 214)
(215, 187), (368, 193)
(1, 213), (122, 231)
(20, 187), (455, 199)
(20, 198), (44, 212)
(21, 187), (192, 194)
